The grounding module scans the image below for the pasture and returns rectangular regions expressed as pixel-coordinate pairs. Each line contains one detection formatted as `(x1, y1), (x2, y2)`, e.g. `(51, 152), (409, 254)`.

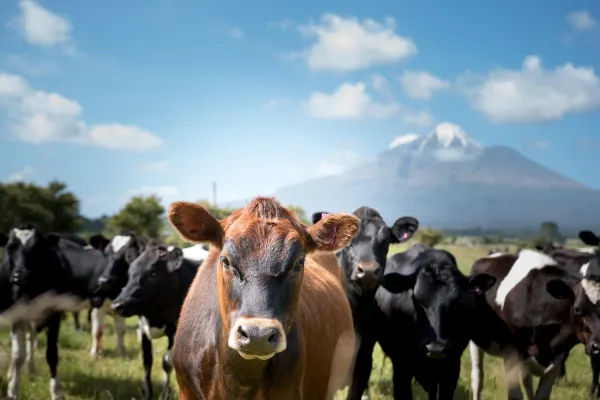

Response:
(0, 242), (593, 399)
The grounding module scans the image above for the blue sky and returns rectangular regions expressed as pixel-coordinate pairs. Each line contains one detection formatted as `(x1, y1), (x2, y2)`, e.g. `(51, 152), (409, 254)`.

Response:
(0, 0), (599, 217)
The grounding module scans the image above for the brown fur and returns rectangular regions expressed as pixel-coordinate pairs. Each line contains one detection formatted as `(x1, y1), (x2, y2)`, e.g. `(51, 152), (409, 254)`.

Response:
(169, 196), (359, 400)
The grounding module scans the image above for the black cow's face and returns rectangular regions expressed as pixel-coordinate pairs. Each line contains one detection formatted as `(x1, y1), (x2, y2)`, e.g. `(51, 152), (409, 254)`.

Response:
(111, 243), (183, 317)
(383, 251), (496, 359)
(0, 226), (61, 287)
(315, 208), (418, 294)
(96, 233), (147, 292)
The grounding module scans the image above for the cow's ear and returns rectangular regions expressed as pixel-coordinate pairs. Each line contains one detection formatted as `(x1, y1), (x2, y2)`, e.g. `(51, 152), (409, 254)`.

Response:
(312, 211), (330, 225)
(168, 201), (224, 248)
(390, 217), (419, 243)
(579, 231), (600, 247)
(0, 233), (7, 247)
(167, 247), (184, 272)
(45, 233), (61, 247)
(307, 213), (360, 252)
(469, 273), (496, 294)
(546, 279), (575, 302)
(89, 234), (110, 251)
(381, 272), (417, 294)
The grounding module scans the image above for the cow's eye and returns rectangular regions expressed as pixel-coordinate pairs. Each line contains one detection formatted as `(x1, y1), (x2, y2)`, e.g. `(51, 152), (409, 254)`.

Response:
(221, 256), (231, 270)
(574, 307), (583, 316)
(293, 259), (305, 272)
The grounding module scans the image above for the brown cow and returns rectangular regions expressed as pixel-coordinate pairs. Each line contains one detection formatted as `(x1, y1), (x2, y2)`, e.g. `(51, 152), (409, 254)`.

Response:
(167, 196), (360, 400)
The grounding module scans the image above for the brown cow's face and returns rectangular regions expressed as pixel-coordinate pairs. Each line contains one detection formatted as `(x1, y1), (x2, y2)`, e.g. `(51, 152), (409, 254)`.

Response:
(168, 197), (360, 361)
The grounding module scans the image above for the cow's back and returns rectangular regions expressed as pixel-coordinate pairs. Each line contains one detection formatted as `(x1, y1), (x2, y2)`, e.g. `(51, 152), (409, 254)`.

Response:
(298, 253), (354, 399)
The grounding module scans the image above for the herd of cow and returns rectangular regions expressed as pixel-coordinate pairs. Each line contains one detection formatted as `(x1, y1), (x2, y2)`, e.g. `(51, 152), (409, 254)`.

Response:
(1, 196), (600, 400)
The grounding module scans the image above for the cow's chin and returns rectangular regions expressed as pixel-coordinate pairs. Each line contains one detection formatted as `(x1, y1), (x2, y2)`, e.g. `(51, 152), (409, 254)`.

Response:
(236, 351), (276, 361)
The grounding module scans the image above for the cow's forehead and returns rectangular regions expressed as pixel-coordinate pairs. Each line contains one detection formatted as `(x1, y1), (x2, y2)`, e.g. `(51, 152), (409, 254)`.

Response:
(109, 235), (132, 252)
(12, 228), (36, 245)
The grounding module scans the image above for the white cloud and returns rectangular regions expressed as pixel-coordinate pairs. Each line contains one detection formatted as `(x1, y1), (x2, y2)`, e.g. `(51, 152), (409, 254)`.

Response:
(229, 27), (244, 39)
(400, 71), (450, 100)
(137, 159), (171, 173)
(0, 72), (162, 151)
(305, 82), (400, 119)
(401, 110), (435, 127)
(295, 14), (417, 72)
(463, 55), (600, 123)
(389, 133), (420, 149)
(126, 185), (180, 199)
(7, 165), (35, 182)
(369, 74), (390, 94)
(317, 150), (365, 176)
(567, 10), (598, 32)
(268, 19), (294, 30)
(16, 0), (74, 53)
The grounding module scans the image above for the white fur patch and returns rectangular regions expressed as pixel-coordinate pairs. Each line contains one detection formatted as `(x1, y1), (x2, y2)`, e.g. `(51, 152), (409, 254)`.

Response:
(182, 244), (209, 262)
(138, 316), (165, 340)
(82, 245), (94, 250)
(495, 249), (558, 309)
(579, 247), (597, 254)
(13, 228), (34, 245)
(581, 263), (600, 305)
(110, 235), (131, 253)
(487, 252), (504, 258)
(167, 245), (175, 251)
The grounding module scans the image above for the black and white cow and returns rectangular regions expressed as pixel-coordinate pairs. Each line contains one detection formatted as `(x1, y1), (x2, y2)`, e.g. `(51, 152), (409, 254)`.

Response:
(0, 225), (82, 400)
(312, 208), (419, 400)
(110, 241), (200, 400)
(90, 231), (149, 357)
(355, 245), (494, 400)
(468, 249), (597, 400)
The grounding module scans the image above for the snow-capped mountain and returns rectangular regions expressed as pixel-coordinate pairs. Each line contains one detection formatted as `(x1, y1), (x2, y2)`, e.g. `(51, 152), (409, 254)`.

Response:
(270, 122), (599, 232)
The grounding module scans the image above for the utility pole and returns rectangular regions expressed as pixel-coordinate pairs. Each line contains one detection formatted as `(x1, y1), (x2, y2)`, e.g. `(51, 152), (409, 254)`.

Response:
(212, 181), (217, 207)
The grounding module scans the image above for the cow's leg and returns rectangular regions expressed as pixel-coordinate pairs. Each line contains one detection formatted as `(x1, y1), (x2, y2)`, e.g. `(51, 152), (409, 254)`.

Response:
(438, 356), (461, 400)
(391, 359), (414, 400)
(590, 354), (600, 400)
(533, 363), (560, 400)
(521, 368), (534, 400)
(160, 330), (175, 399)
(346, 334), (376, 400)
(25, 322), (36, 374)
(113, 314), (128, 358)
(469, 341), (484, 400)
(90, 302), (107, 357)
(72, 311), (81, 331)
(46, 313), (64, 400)
(141, 332), (154, 399)
(6, 322), (26, 400)
(503, 353), (524, 400)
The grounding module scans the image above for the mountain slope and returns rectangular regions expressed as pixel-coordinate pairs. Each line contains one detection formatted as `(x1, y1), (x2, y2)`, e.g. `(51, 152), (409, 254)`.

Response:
(272, 123), (599, 233)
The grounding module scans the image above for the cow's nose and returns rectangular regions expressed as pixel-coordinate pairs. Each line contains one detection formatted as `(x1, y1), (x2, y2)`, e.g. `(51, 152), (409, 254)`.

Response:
(591, 343), (600, 355)
(231, 321), (285, 359)
(11, 272), (23, 285)
(425, 341), (447, 359)
(354, 262), (382, 287)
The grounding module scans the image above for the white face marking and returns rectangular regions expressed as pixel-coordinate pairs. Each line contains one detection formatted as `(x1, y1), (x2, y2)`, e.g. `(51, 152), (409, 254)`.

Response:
(495, 249), (558, 309)
(12, 228), (34, 245)
(580, 263), (600, 304)
(182, 244), (209, 262)
(581, 262), (590, 277)
(110, 235), (131, 253)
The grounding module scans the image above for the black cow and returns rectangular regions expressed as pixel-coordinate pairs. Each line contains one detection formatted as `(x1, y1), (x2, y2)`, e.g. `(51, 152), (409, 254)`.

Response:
(355, 245), (494, 400)
(0, 225), (81, 400)
(90, 231), (149, 357)
(468, 249), (597, 400)
(110, 241), (200, 400)
(312, 208), (419, 400)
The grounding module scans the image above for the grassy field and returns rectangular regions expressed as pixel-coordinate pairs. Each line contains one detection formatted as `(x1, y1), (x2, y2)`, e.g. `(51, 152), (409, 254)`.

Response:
(0, 243), (594, 399)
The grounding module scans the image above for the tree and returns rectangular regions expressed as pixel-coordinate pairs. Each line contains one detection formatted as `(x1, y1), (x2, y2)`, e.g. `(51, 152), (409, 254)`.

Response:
(540, 221), (565, 245)
(415, 227), (445, 248)
(106, 195), (165, 238)
(287, 205), (310, 225)
(196, 199), (237, 220)
(0, 181), (81, 234)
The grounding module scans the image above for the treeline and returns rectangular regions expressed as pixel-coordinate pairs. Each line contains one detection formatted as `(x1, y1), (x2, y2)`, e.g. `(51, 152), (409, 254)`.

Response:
(0, 181), (311, 248)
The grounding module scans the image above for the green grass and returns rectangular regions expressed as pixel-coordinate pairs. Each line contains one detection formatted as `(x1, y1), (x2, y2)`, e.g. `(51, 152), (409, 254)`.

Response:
(0, 243), (594, 399)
